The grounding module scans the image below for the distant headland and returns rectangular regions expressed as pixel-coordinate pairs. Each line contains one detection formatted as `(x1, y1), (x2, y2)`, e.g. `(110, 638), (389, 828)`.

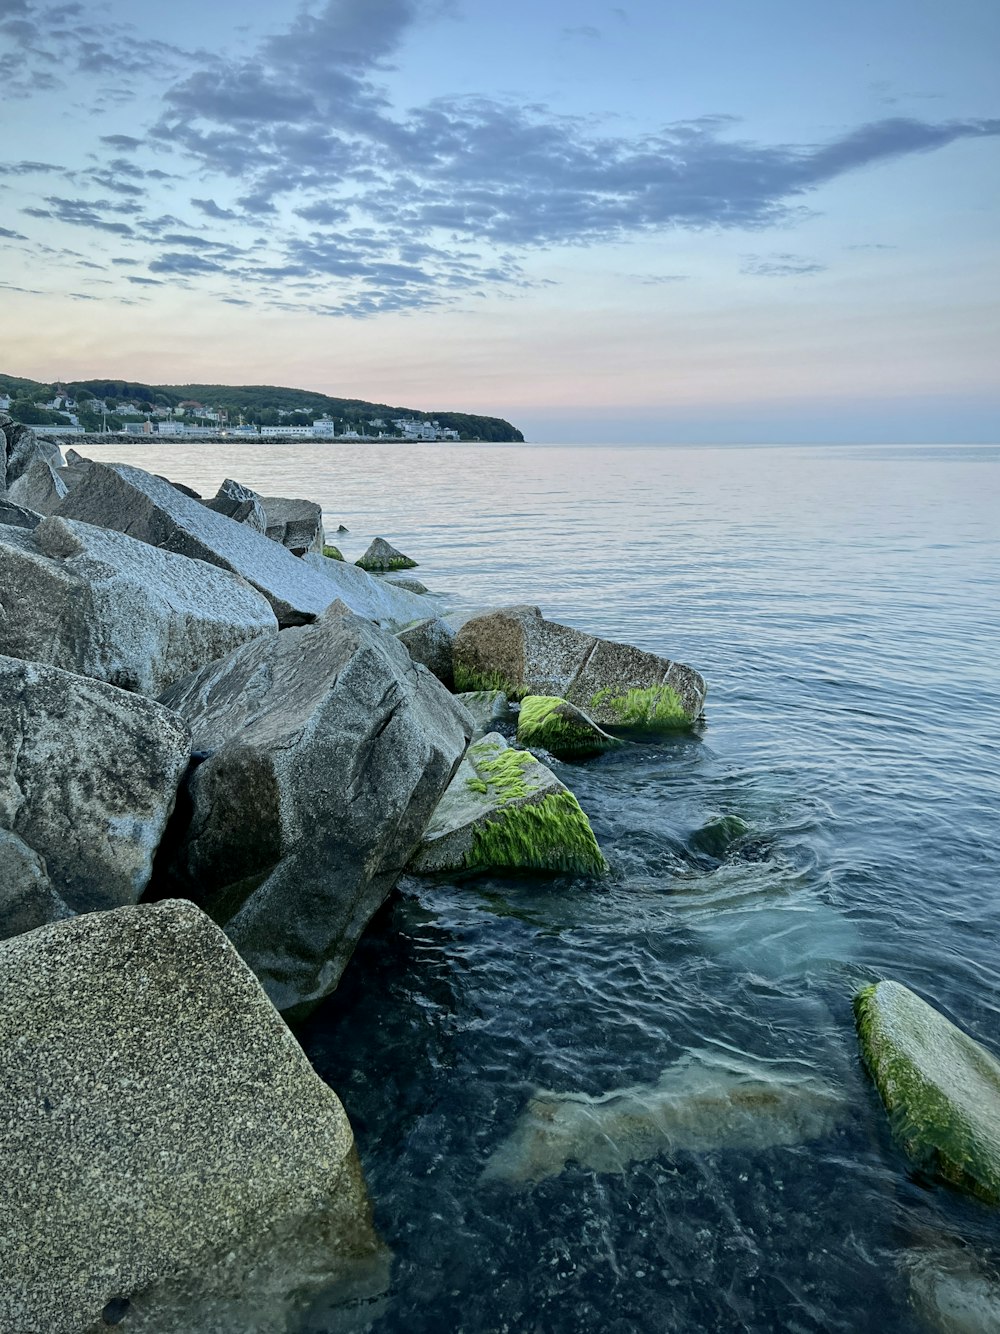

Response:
(0, 373), (524, 443)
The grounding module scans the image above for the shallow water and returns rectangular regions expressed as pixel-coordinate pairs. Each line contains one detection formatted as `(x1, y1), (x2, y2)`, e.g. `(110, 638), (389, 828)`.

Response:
(91, 440), (1000, 1331)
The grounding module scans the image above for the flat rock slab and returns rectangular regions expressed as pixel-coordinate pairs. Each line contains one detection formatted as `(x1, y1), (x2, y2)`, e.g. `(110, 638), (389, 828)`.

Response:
(0, 655), (190, 913)
(302, 551), (437, 630)
(262, 495), (325, 553)
(411, 732), (607, 877)
(356, 536), (417, 571)
(516, 695), (622, 760)
(855, 980), (1000, 1204)
(54, 460), (342, 626)
(0, 515), (278, 696)
(453, 604), (706, 730)
(0, 900), (385, 1334)
(159, 606), (472, 1016)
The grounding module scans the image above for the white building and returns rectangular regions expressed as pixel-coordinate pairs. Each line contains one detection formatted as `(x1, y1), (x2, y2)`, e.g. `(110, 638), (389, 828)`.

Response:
(312, 418), (337, 436)
(0, 393), (11, 411)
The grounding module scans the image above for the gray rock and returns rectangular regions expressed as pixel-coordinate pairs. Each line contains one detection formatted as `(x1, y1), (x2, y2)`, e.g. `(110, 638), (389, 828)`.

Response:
(356, 536), (418, 572)
(0, 900), (386, 1334)
(0, 499), (42, 530)
(0, 655), (190, 913)
(54, 461), (343, 626)
(453, 604), (707, 730)
(204, 477), (268, 533)
(261, 495), (325, 554)
(1, 415), (61, 488)
(396, 615), (454, 687)
(64, 447), (90, 465)
(6, 456), (68, 514)
(0, 515), (278, 696)
(158, 605), (472, 1015)
(302, 550), (438, 630)
(55, 459), (93, 494)
(410, 732), (607, 877)
(0, 828), (73, 941)
(384, 574), (429, 594)
(162, 476), (202, 499)
(455, 688), (514, 738)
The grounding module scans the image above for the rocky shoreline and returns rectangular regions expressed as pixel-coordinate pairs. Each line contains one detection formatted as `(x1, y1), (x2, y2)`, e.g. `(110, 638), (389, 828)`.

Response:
(2, 413), (998, 1331)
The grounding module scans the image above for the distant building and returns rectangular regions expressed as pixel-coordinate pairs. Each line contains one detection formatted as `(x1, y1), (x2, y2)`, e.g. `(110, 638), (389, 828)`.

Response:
(312, 418), (337, 436)
(0, 393), (11, 411)
(122, 421), (154, 435)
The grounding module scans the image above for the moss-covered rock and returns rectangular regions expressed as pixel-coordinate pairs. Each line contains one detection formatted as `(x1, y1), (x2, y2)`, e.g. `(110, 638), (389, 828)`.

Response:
(691, 814), (750, 858)
(410, 732), (607, 877)
(322, 544), (344, 560)
(516, 695), (622, 760)
(356, 537), (418, 572)
(854, 980), (1000, 1204)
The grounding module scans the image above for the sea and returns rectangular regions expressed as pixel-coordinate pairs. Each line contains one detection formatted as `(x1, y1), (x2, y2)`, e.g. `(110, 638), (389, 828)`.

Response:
(89, 440), (1000, 1332)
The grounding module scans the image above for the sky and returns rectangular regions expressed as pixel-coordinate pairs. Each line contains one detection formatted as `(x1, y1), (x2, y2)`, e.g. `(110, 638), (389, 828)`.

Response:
(0, 0), (998, 442)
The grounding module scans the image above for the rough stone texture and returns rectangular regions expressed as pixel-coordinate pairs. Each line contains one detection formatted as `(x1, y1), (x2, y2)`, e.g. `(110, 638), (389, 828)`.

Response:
(54, 459), (93, 495)
(0, 828), (72, 941)
(855, 980), (1000, 1204)
(410, 731), (607, 877)
(356, 536), (418, 571)
(455, 688), (514, 739)
(516, 695), (623, 760)
(0, 900), (386, 1334)
(163, 476), (202, 500)
(453, 604), (707, 729)
(54, 461), (342, 626)
(384, 574), (429, 594)
(1, 415), (61, 490)
(158, 606), (473, 1016)
(6, 456), (67, 514)
(0, 515), (278, 696)
(64, 447), (90, 465)
(396, 615), (454, 687)
(0, 655), (190, 913)
(0, 499), (42, 530)
(302, 550), (437, 629)
(261, 495), (325, 554)
(204, 477), (267, 533)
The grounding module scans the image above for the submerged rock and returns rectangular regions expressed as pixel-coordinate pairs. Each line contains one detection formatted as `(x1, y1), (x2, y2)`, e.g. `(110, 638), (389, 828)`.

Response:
(0, 655), (190, 913)
(455, 688), (513, 739)
(384, 574), (429, 594)
(158, 605), (472, 1016)
(482, 1049), (846, 1186)
(410, 732), (607, 877)
(396, 615), (454, 687)
(854, 980), (1000, 1204)
(0, 828), (72, 941)
(203, 477), (267, 532)
(356, 536), (418, 572)
(453, 604), (706, 730)
(0, 515), (278, 695)
(516, 694), (622, 760)
(302, 550), (435, 629)
(262, 495), (325, 554)
(0, 900), (386, 1334)
(691, 814), (751, 858)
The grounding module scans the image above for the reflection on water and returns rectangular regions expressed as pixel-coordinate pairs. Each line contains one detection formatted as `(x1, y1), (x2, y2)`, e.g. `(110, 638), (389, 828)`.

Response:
(90, 441), (1000, 1332)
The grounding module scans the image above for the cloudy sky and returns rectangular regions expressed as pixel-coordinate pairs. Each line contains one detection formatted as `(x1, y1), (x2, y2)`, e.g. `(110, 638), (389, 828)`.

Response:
(1, 0), (997, 440)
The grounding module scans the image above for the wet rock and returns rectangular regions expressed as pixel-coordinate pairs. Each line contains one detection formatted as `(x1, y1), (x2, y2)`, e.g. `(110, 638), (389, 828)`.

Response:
(410, 731), (607, 877)
(384, 574), (429, 594)
(203, 477), (267, 533)
(516, 695), (622, 760)
(0, 900), (386, 1334)
(0, 828), (73, 941)
(0, 498), (42, 530)
(0, 515), (278, 696)
(302, 551), (436, 630)
(455, 689), (514, 739)
(396, 616), (454, 687)
(54, 461), (342, 626)
(453, 604), (706, 729)
(356, 536), (418, 572)
(158, 605), (472, 1016)
(7, 456), (67, 514)
(691, 814), (751, 858)
(854, 980), (1000, 1204)
(262, 495), (325, 554)
(0, 655), (190, 913)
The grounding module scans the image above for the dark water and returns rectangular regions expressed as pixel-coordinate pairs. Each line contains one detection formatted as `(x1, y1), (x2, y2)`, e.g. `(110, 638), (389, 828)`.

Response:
(94, 441), (1000, 1331)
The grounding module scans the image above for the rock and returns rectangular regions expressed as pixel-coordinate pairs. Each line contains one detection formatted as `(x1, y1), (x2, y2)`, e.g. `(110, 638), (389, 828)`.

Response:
(0, 655), (190, 913)
(162, 476), (202, 499)
(64, 447), (90, 464)
(0, 515), (278, 696)
(0, 900), (386, 1334)
(455, 689), (514, 738)
(0, 828), (73, 941)
(337, 523), (350, 533)
(410, 732), (607, 877)
(384, 574), (429, 594)
(905, 1243), (1000, 1334)
(54, 461), (342, 626)
(854, 980), (1000, 1204)
(0, 498), (42, 530)
(356, 536), (418, 572)
(7, 456), (67, 514)
(323, 543), (344, 560)
(1, 415), (61, 489)
(55, 458), (93, 494)
(262, 495), (325, 554)
(396, 616), (454, 687)
(157, 605), (472, 1016)
(203, 477), (267, 533)
(516, 695), (623, 760)
(302, 551), (438, 630)
(453, 604), (706, 730)
(691, 814), (751, 858)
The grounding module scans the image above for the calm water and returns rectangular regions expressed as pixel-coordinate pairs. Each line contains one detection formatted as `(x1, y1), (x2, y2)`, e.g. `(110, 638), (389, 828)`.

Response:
(94, 442), (1000, 1331)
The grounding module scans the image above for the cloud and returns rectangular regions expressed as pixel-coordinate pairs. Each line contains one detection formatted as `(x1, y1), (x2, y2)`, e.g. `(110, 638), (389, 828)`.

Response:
(0, 224), (28, 238)
(100, 134), (143, 151)
(740, 252), (826, 277)
(126, 275), (164, 285)
(191, 197), (238, 220)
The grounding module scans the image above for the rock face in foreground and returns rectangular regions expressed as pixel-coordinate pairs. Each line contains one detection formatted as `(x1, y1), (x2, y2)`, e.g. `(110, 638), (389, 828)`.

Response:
(6, 456), (67, 514)
(411, 732), (607, 877)
(0, 515), (278, 696)
(159, 606), (473, 1016)
(453, 605), (706, 729)
(0, 900), (385, 1334)
(302, 550), (436, 629)
(396, 615), (455, 687)
(54, 461), (342, 626)
(854, 980), (1000, 1204)
(356, 536), (418, 571)
(262, 495), (325, 554)
(1, 415), (61, 493)
(0, 828), (73, 941)
(0, 655), (190, 914)
(516, 695), (622, 760)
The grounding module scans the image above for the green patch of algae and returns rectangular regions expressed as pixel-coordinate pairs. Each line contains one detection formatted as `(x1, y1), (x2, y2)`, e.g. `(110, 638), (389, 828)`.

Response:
(453, 663), (525, 699)
(322, 545), (344, 561)
(590, 684), (690, 730)
(468, 790), (608, 877)
(517, 695), (621, 759)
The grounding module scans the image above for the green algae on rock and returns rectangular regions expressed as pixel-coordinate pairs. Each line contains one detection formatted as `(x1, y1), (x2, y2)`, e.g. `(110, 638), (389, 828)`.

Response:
(854, 980), (1000, 1204)
(691, 814), (751, 858)
(589, 684), (689, 731)
(356, 537), (418, 572)
(322, 544), (344, 560)
(410, 732), (608, 877)
(453, 662), (525, 698)
(517, 694), (623, 759)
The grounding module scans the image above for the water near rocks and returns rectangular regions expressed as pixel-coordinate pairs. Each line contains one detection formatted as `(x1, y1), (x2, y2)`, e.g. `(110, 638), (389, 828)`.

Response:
(90, 440), (1000, 1333)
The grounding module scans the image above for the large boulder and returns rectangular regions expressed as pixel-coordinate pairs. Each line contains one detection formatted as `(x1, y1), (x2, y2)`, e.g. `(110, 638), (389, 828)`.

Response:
(302, 550), (438, 629)
(0, 900), (386, 1334)
(516, 695), (623, 760)
(262, 495), (325, 554)
(0, 515), (278, 696)
(453, 604), (706, 730)
(0, 655), (190, 913)
(0, 498), (42, 530)
(356, 536), (417, 572)
(0, 415), (61, 491)
(396, 615), (454, 687)
(6, 455), (67, 514)
(158, 605), (473, 1016)
(854, 980), (1000, 1204)
(0, 828), (72, 941)
(410, 732), (607, 877)
(203, 477), (268, 532)
(53, 461), (343, 626)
